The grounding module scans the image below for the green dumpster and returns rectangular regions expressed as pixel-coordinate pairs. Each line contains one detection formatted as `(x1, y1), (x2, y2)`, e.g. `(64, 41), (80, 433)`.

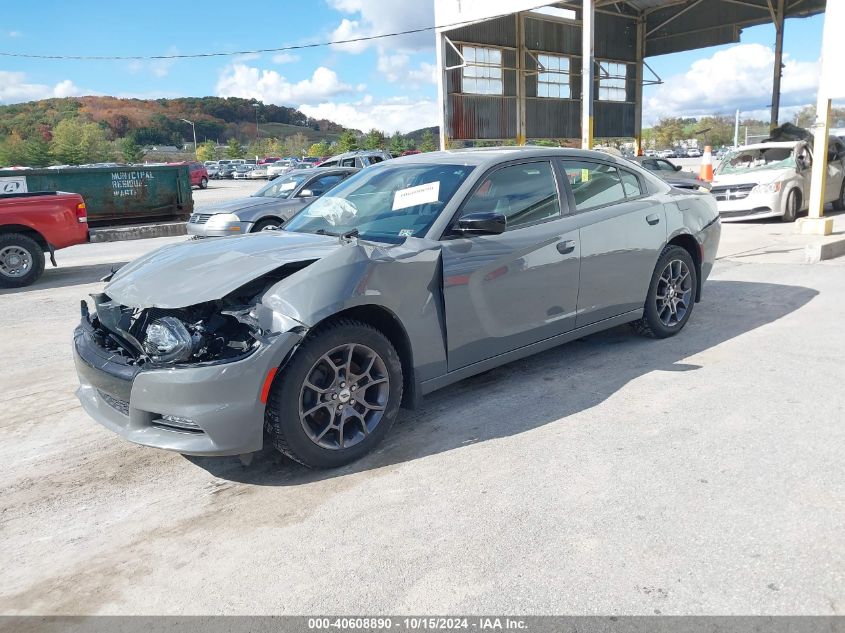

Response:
(0, 165), (194, 227)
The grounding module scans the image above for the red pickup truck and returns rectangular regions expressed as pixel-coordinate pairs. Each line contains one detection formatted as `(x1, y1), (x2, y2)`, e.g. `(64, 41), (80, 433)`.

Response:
(0, 191), (89, 288)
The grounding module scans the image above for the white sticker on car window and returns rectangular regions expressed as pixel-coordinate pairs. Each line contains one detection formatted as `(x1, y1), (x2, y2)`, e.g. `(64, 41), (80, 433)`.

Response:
(398, 229), (414, 237)
(392, 181), (440, 211)
(279, 181), (296, 191)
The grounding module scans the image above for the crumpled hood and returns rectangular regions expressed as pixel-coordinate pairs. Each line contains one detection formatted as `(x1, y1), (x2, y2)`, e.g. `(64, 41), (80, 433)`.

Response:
(199, 196), (280, 214)
(713, 168), (794, 187)
(105, 231), (343, 309)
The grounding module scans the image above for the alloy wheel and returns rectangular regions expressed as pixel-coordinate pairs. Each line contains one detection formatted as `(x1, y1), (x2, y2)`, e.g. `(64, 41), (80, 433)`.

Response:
(299, 343), (390, 450)
(655, 259), (692, 327)
(0, 245), (33, 278)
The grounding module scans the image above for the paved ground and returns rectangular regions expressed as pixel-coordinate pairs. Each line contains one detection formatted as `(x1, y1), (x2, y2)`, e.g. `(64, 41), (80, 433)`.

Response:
(193, 178), (264, 209)
(0, 216), (843, 615)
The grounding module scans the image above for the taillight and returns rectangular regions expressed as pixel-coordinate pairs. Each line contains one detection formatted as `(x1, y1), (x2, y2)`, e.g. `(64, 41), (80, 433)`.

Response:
(76, 202), (88, 223)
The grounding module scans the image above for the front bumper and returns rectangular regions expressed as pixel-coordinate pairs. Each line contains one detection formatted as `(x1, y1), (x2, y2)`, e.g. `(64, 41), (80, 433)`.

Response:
(73, 316), (303, 456)
(717, 189), (784, 222)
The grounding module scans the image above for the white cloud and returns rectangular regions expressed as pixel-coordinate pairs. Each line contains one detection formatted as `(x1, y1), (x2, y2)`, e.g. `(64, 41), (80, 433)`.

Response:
(216, 64), (358, 104)
(7, 31), (22, 38)
(645, 43), (819, 125)
(377, 53), (436, 86)
(0, 71), (82, 104)
(299, 95), (438, 133)
(327, 0), (434, 54)
(127, 47), (179, 77)
(272, 53), (301, 64)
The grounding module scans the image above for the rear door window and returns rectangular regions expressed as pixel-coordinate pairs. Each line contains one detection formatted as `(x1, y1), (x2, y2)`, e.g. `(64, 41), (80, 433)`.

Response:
(560, 160), (626, 211)
(619, 169), (643, 198)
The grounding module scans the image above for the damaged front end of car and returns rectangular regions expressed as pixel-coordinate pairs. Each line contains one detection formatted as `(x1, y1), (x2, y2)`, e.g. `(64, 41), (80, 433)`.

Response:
(72, 261), (313, 457)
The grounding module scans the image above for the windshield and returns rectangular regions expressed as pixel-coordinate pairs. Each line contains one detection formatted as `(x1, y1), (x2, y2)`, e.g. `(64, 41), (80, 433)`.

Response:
(716, 146), (797, 175)
(251, 172), (311, 199)
(284, 162), (475, 243)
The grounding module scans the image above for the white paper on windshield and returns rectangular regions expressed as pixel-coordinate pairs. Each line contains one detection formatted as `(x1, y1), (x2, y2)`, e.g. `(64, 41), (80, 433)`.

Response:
(279, 181), (296, 191)
(392, 181), (440, 211)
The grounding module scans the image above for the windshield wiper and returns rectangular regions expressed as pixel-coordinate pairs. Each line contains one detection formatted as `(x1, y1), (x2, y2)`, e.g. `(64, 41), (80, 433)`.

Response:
(315, 228), (339, 237)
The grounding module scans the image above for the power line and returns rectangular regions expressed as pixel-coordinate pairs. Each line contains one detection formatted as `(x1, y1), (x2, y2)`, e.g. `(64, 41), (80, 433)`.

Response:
(0, 5), (554, 61)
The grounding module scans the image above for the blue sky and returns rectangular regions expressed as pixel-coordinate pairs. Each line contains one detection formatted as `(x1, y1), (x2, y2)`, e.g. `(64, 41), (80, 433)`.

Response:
(0, 1), (827, 131)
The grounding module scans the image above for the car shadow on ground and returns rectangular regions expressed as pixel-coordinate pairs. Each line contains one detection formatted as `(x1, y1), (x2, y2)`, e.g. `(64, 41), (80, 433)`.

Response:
(0, 261), (129, 295)
(187, 279), (817, 485)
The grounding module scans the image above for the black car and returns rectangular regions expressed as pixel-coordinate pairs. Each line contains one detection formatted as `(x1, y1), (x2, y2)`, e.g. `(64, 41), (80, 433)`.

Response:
(629, 156), (710, 191)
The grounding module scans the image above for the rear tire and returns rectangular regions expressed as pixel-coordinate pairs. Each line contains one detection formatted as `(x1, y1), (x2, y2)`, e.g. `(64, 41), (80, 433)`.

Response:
(631, 245), (697, 339)
(781, 189), (800, 222)
(199, 177), (208, 189)
(0, 233), (45, 289)
(266, 319), (403, 469)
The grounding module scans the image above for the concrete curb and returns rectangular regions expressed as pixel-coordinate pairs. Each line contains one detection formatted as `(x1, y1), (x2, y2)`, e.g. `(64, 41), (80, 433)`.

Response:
(88, 222), (187, 243)
(805, 236), (845, 263)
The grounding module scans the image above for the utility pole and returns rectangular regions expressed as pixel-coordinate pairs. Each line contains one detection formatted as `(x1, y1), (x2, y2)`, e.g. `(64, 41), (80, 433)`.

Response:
(733, 109), (740, 148)
(253, 103), (260, 156)
(180, 118), (197, 158)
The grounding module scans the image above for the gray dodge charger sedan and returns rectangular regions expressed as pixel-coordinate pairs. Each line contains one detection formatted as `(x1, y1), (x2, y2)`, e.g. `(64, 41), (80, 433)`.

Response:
(186, 167), (358, 237)
(73, 148), (721, 469)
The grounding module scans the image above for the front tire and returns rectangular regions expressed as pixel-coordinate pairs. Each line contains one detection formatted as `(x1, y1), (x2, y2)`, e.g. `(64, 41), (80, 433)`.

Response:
(0, 233), (45, 288)
(251, 219), (282, 232)
(266, 320), (403, 469)
(833, 181), (845, 211)
(781, 188), (800, 222)
(631, 245), (697, 339)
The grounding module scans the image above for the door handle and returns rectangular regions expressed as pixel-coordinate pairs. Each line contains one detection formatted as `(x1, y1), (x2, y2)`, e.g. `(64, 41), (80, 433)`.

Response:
(646, 214), (661, 225)
(556, 239), (576, 254)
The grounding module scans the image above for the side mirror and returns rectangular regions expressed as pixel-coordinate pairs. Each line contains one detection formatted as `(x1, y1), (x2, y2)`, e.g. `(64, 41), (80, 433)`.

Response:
(674, 164), (682, 171)
(455, 211), (507, 236)
(297, 189), (314, 198)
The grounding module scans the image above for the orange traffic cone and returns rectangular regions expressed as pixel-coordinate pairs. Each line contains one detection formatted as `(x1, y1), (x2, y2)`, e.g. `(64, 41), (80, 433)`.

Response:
(699, 146), (714, 182)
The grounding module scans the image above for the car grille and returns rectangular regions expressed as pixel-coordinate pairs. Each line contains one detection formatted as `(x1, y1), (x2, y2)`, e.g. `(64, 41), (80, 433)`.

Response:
(98, 390), (130, 416)
(189, 213), (213, 225)
(711, 184), (755, 201)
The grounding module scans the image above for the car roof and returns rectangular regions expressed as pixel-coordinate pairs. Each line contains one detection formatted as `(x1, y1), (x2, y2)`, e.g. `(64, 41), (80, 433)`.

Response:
(387, 146), (632, 169)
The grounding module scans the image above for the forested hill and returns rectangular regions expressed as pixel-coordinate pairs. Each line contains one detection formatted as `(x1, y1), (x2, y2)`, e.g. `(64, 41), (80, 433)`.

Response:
(0, 96), (348, 146)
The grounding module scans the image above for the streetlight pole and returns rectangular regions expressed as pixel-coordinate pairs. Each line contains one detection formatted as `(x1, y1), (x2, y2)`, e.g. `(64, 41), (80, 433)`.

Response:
(253, 103), (260, 159)
(180, 118), (197, 159)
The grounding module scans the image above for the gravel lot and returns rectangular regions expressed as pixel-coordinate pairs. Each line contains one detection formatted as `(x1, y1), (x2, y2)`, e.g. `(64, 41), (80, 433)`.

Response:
(1, 215), (843, 615)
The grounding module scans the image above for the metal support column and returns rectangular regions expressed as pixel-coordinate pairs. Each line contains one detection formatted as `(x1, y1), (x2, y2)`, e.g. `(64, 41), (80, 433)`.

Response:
(581, 0), (595, 149)
(436, 30), (448, 151)
(770, 0), (786, 130)
(516, 12), (527, 145)
(633, 15), (646, 155)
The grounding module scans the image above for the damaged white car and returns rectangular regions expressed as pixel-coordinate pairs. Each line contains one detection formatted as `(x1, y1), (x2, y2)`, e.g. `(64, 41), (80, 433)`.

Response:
(712, 138), (845, 222)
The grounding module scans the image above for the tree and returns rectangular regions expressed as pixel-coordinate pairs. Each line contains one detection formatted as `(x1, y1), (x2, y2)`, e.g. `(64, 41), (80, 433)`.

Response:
(419, 129), (437, 152)
(389, 131), (406, 155)
(23, 136), (52, 167)
(121, 136), (144, 163)
(308, 140), (331, 157)
(50, 118), (111, 165)
(196, 140), (217, 162)
(336, 130), (359, 153)
(226, 137), (244, 159)
(284, 132), (310, 157)
(363, 128), (386, 150)
(0, 131), (27, 166)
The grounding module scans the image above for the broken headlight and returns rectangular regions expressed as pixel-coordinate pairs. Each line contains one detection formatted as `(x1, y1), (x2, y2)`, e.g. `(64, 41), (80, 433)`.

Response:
(142, 316), (195, 363)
